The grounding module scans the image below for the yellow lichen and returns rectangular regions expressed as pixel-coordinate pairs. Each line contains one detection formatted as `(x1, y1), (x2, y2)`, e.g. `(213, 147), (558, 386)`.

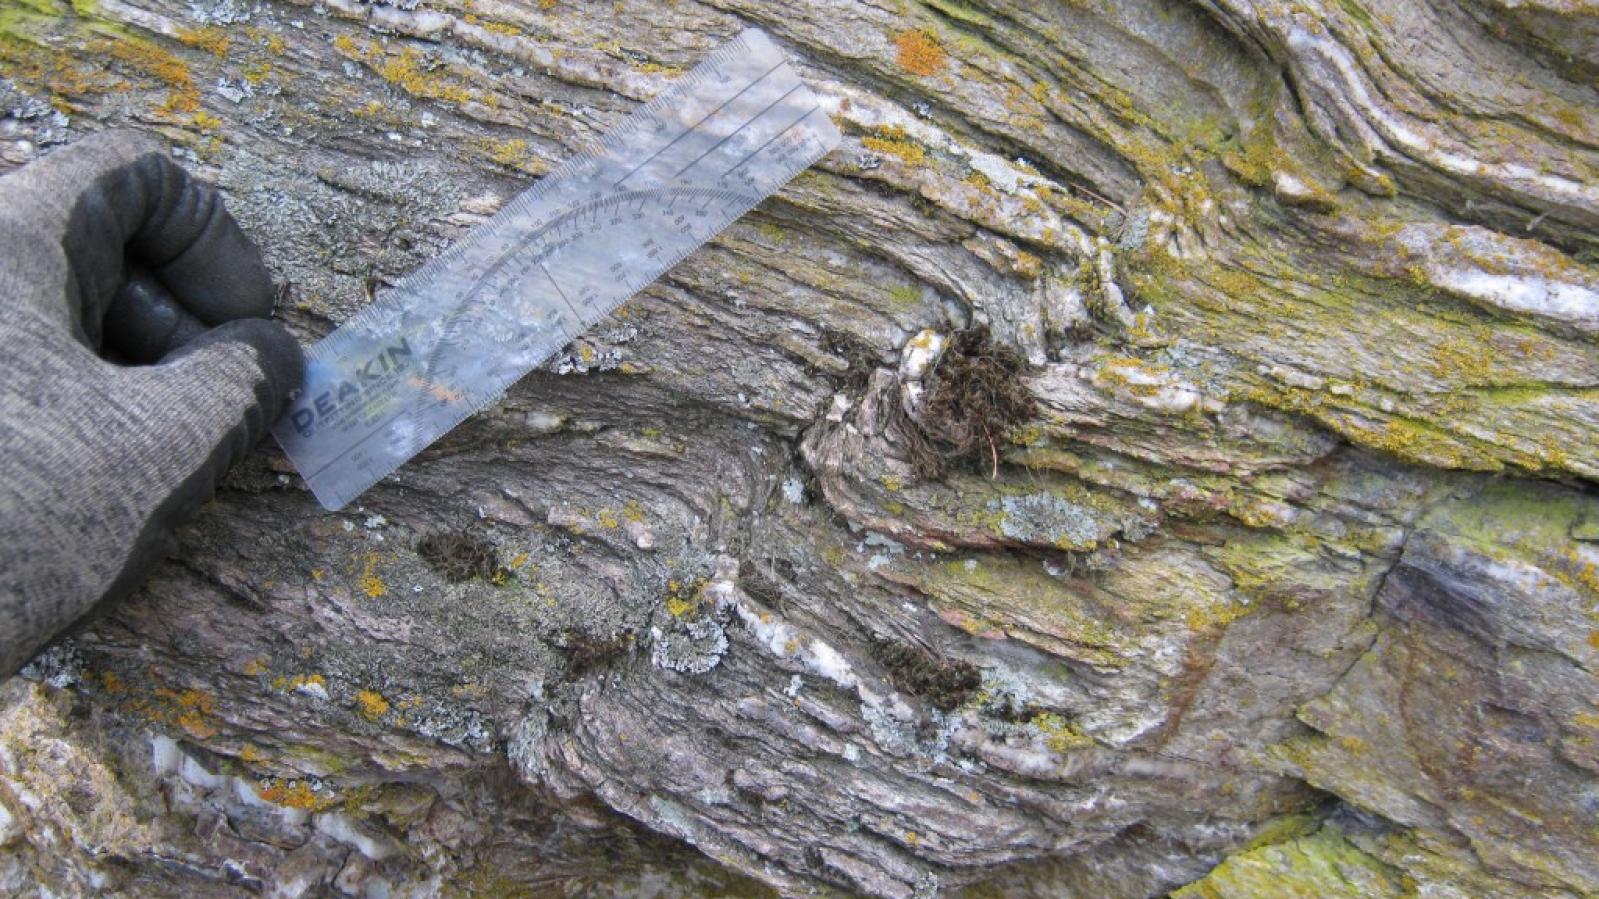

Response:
(663, 577), (708, 618)
(635, 61), (682, 77)
(272, 673), (326, 693)
(888, 284), (922, 308)
(100, 37), (198, 114)
(359, 553), (386, 598)
(354, 689), (390, 720)
(335, 36), (474, 106)
(476, 136), (529, 168)
(862, 124), (926, 166)
(1031, 712), (1093, 757)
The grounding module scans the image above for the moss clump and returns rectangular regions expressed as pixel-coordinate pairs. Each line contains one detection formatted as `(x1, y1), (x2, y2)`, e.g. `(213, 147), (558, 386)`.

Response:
(416, 530), (507, 584)
(557, 629), (632, 675)
(870, 638), (980, 711)
(901, 326), (1038, 480)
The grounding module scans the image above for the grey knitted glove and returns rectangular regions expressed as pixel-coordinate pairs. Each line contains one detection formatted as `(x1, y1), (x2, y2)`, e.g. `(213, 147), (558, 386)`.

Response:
(0, 131), (304, 677)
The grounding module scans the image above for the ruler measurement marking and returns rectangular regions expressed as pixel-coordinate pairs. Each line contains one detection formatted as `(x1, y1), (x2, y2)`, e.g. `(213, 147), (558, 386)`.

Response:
(614, 59), (788, 187)
(673, 81), (806, 178)
(724, 105), (823, 179)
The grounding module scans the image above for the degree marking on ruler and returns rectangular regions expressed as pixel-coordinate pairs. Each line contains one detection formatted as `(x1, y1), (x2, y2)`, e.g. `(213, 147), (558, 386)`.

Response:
(541, 260), (582, 321)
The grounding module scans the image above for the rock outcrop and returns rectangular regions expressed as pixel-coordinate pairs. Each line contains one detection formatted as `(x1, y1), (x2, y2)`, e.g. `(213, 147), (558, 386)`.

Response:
(1, 0), (1596, 895)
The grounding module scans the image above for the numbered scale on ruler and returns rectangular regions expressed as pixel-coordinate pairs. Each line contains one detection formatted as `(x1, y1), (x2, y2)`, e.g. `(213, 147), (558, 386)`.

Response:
(272, 28), (841, 510)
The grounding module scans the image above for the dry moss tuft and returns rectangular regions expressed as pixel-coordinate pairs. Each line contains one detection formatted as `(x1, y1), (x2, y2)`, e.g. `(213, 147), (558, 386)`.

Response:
(900, 326), (1038, 480)
(557, 629), (632, 675)
(870, 638), (980, 711)
(416, 530), (507, 584)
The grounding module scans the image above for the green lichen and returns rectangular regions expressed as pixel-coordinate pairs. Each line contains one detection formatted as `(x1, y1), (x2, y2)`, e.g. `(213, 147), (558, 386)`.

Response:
(1030, 711), (1093, 757)
(1172, 824), (1411, 898)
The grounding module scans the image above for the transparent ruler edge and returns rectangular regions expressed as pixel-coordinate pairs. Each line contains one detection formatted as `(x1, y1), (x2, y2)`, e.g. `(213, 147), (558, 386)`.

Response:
(275, 27), (841, 510)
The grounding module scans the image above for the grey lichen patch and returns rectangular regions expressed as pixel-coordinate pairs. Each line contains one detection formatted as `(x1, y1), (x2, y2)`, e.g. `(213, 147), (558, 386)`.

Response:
(218, 149), (471, 327)
(17, 640), (85, 690)
(649, 615), (729, 676)
(993, 493), (1110, 550)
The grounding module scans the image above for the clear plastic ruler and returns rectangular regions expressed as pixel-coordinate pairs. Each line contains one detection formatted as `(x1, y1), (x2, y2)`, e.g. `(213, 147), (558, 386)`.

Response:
(272, 28), (840, 510)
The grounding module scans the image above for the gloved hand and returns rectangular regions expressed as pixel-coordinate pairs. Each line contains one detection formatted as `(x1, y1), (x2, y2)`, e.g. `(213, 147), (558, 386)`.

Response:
(0, 130), (303, 678)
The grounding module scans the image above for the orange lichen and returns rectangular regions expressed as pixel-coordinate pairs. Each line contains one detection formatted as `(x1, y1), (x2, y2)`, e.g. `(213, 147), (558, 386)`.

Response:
(175, 689), (216, 714)
(177, 709), (218, 739)
(257, 780), (338, 811)
(176, 26), (230, 58)
(166, 688), (218, 739)
(0, 37), (115, 109)
(893, 30), (946, 77)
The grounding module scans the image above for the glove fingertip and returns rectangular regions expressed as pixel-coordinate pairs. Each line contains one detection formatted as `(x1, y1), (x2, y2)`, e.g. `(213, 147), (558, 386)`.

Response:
(168, 318), (306, 421)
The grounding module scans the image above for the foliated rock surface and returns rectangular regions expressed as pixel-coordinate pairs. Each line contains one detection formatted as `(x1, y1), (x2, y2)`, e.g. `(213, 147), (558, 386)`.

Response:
(1, 0), (1597, 895)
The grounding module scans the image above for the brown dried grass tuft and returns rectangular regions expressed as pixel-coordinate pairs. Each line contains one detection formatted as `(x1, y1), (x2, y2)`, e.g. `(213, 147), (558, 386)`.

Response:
(898, 326), (1037, 480)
